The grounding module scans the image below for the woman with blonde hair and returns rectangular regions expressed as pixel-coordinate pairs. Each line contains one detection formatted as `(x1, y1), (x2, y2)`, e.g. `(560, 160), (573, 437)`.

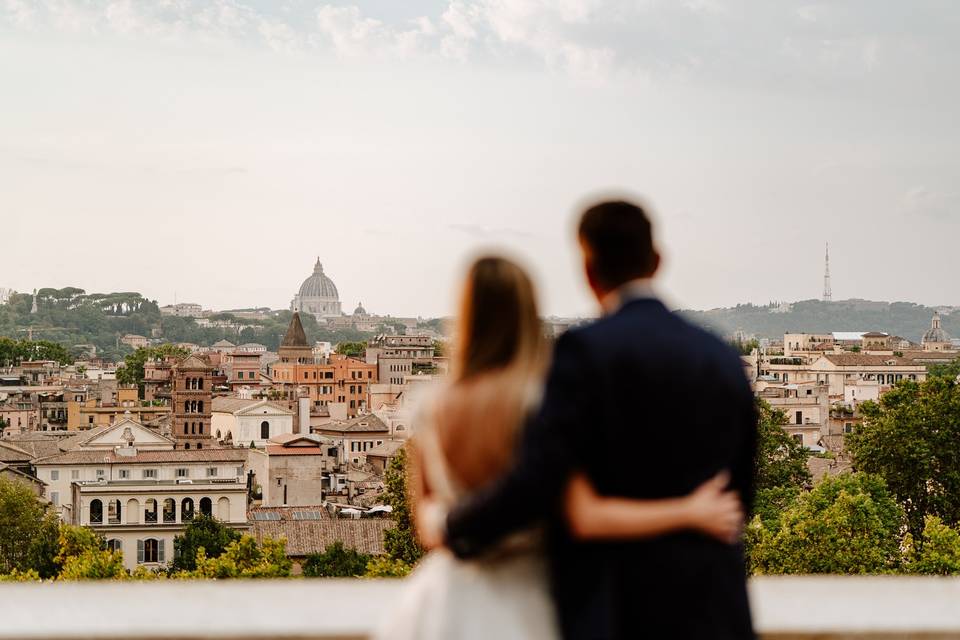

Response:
(376, 256), (742, 640)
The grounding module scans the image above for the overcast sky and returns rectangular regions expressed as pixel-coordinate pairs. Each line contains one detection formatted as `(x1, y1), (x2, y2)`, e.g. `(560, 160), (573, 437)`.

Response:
(1, 1), (957, 318)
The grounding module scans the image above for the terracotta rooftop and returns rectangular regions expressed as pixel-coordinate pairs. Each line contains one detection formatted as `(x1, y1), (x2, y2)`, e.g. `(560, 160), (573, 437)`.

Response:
(316, 413), (389, 434)
(0, 440), (33, 463)
(250, 517), (393, 557)
(212, 397), (293, 415)
(821, 354), (919, 367)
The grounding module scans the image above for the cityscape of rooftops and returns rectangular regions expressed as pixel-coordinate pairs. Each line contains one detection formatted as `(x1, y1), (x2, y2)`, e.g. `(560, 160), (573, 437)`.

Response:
(2, 2), (959, 639)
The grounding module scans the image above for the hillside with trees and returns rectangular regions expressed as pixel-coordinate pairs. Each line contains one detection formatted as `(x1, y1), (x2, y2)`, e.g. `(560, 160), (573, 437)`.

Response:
(679, 299), (960, 341)
(0, 288), (378, 361)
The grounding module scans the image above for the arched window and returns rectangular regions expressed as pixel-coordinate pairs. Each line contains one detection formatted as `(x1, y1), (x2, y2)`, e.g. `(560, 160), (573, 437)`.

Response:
(181, 498), (195, 521)
(162, 498), (176, 523)
(199, 497), (213, 517)
(108, 499), (122, 524)
(139, 538), (163, 564)
(197, 442), (203, 449)
(198, 423), (203, 435)
(144, 498), (158, 523)
(184, 401), (190, 413)
(184, 423), (190, 435)
(260, 421), (270, 440)
(126, 498), (140, 524)
(106, 539), (122, 553)
(216, 430), (222, 440)
(197, 377), (203, 390)
(190, 422), (195, 435)
(185, 443), (191, 450)
(217, 497), (230, 521)
(89, 499), (103, 524)
(198, 401), (204, 414)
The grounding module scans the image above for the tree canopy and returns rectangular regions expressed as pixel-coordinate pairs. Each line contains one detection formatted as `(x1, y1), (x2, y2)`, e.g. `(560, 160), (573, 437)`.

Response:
(302, 541), (371, 578)
(848, 377), (960, 538)
(752, 400), (812, 527)
(171, 514), (242, 572)
(749, 473), (904, 574)
(0, 477), (61, 578)
(382, 446), (423, 567)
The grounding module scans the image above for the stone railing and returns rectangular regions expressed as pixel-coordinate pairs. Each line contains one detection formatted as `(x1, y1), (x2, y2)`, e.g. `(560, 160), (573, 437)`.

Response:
(2, 576), (960, 639)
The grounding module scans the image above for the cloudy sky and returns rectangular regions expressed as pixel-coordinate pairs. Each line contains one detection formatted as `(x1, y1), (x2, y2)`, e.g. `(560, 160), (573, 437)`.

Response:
(1, 1), (957, 318)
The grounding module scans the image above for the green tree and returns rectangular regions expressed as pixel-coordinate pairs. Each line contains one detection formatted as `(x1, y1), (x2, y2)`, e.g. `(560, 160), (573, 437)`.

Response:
(187, 535), (292, 579)
(365, 556), (412, 577)
(0, 476), (61, 578)
(730, 337), (759, 356)
(302, 541), (371, 577)
(56, 525), (126, 580)
(171, 514), (242, 572)
(752, 400), (812, 527)
(904, 516), (960, 575)
(929, 358), (960, 382)
(335, 341), (366, 358)
(382, 447), (423, 565)
(116, 344), (190, 397)
(848, 377), (960, 538)
(749, 473), (903, 575)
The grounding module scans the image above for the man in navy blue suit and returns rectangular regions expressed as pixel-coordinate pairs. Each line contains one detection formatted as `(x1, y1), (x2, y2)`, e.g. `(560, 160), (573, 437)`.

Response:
(441, 199), (758, 639)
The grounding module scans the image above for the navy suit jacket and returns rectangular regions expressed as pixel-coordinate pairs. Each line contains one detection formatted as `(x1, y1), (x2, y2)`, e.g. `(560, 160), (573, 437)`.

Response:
(445, 298), (758, 640)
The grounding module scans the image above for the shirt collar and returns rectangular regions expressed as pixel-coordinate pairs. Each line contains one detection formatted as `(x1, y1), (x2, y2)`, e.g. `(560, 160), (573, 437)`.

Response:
(600, 278), (657, 316)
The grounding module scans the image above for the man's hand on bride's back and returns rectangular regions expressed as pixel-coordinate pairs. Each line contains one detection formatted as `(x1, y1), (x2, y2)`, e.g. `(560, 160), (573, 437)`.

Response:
(683, 472), (744, 545)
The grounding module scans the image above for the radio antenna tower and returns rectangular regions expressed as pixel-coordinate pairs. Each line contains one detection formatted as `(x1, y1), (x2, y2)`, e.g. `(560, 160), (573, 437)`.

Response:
(822, 243), (833, 302)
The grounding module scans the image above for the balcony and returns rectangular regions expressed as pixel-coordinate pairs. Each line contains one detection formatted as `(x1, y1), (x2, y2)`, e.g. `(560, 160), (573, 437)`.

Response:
(1, 577), (959, 639)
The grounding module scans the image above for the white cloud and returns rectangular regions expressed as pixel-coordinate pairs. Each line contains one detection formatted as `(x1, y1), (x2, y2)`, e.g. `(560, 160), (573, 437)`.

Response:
(0, 0), (955, 85)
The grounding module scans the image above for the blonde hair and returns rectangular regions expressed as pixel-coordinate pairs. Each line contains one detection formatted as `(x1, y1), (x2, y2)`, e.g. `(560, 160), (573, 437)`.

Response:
(436, 256), (546, 489)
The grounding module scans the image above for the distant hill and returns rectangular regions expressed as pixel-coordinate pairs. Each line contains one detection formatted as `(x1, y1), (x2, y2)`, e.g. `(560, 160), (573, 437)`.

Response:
(678, 299), (960, 342)
(0, 287), (396, 361)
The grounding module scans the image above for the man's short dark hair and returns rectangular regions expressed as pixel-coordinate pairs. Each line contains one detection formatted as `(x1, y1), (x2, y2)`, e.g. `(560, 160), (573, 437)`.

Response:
(578, 200), (657, 289)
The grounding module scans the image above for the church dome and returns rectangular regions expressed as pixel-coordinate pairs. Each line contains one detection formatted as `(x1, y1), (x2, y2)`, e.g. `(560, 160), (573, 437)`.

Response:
(298, 259), (339, 300)
(922, 312), (951, 344)
(354, 302), (368, 316)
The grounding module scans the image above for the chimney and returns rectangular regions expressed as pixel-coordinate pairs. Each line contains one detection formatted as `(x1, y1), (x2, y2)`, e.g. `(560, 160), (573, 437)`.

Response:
(298, 397), (311, 435)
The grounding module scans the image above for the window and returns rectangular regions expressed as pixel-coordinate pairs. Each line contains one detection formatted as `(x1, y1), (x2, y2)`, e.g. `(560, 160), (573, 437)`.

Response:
(142, 469), (157, 479)
(207, 467), (217, 477)
(162, 498), (176, 523)
(96, 469), (105, 479)
(51, 491), (59, 506)
(792, 434), (803, 445)
(106, 539), (122, 553)
(119, 469), (130, 479)
(71, 469), (79, 480)
(176, 468), (189, 478)
(236, 466), (244, 477)
(50, 470), (59, 481)
(260, 421), (269, 439)
(89, 499), (103, 524)
(145, 498), (158, 523)
(199, 497), (213, 517)
(182, 497), (195, 521)
(139, 538), (163, 564)
(108, 499), (122, 524)
(795, 411), (803, 425)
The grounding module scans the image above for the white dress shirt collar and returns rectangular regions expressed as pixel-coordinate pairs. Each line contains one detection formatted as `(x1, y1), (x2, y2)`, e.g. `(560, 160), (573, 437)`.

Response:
(600, 278), (658, 316)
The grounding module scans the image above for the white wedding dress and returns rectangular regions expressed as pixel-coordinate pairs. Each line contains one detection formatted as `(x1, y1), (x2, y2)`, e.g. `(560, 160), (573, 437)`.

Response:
(372, 401), (560, 640)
